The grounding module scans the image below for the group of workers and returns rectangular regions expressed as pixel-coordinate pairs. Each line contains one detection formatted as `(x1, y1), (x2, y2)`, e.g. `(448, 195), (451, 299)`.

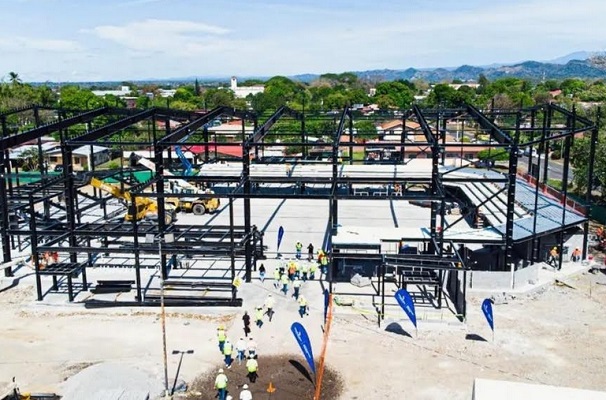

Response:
(215, 325), (259, 400)
(547, 246), (583, 269)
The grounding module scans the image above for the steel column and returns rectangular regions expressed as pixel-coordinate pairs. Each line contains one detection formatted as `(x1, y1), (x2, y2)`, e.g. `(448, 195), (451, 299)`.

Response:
(504, 113), (521, 269)
(583, 110), (600, 259)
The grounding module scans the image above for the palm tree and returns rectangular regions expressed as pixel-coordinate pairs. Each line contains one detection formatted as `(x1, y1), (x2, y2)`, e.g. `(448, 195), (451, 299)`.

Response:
(19, 148), (42, 171)
(8, 72), (22, 86)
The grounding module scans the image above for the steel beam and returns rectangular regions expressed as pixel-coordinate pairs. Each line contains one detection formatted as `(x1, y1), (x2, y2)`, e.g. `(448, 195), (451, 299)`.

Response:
(0, 107), (109, 151)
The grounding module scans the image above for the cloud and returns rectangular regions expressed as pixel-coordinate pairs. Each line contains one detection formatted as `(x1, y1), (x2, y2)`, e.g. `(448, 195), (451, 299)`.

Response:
(88, 19), (232, 56)
(0, 36), (81, 52)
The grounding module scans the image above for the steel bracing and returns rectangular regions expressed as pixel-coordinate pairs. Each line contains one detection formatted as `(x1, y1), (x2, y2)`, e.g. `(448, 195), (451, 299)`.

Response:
(0, 103), (597, 309)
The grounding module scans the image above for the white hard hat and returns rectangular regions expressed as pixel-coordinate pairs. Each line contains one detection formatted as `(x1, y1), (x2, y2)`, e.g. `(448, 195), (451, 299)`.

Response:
(218, 368), (224, 373)
(243, 384), (249, 389)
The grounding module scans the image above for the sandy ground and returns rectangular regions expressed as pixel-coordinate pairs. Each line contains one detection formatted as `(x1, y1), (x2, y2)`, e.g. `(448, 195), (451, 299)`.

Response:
(2, 197), (606, 399)
(1, 266), (606, 399)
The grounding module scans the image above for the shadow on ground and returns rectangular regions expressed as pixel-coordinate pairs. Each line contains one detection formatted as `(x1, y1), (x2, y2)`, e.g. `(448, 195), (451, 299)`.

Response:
(385, 322), (413, 338)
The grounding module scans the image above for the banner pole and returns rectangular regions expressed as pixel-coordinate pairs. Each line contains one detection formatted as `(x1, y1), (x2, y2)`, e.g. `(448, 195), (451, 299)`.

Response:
(314, 293), (333, 400)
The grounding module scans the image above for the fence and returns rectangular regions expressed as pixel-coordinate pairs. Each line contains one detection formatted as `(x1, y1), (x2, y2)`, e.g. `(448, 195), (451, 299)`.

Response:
(517, 171), (587, 215)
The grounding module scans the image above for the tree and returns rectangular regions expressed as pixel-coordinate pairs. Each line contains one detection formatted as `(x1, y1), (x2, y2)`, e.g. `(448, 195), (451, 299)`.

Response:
(8, 72), (22, 86)
(19, 147), (42, 171)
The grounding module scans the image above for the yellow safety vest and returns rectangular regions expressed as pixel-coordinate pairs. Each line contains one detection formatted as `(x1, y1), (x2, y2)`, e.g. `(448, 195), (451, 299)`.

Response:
(255, 308), (263, 320)
(215, 373), (228, 389)
(246, 359), (258, 373)
(217, 329), (226, 342)
(223, 342), (233, 355)
(299, 298), (307, 306)
(321, 256), (328, 266)
(296, 242), (302, 251)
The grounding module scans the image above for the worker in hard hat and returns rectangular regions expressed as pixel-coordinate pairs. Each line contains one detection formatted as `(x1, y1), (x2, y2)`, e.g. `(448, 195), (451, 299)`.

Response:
(215, 368), (228, 400)
(295, 241), (303, 259)
(217, 325), (227, 353)
(548, 247), (559, 269)
(239, 383), (253, 400)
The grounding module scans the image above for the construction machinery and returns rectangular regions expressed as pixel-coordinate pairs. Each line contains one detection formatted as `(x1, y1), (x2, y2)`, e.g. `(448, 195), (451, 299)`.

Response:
(90, 177), (176, 224)
(136, 155), (220, 215)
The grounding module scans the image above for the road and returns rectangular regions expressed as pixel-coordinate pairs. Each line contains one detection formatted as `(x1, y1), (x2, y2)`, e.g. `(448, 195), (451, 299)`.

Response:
(516, 154), (574, 182)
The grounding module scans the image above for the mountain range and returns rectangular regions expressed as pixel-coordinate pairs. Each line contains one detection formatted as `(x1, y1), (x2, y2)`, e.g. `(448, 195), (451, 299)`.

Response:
(290, 51), (606, 83)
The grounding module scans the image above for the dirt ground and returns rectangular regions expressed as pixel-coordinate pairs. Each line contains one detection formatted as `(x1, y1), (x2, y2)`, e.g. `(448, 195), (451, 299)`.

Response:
(188, 354), (343, 400)
(1, 269), (606, 399)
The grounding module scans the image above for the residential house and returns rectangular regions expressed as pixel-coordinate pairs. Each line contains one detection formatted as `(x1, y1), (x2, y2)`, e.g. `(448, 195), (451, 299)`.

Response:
(47, 145), (111, 171)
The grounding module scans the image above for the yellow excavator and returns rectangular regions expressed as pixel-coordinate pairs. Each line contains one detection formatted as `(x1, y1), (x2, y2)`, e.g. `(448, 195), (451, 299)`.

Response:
(90, 177), (176, 224)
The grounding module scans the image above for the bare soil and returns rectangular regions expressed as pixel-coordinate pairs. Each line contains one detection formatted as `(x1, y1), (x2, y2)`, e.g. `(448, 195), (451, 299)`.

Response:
(188, 354), (343, 400)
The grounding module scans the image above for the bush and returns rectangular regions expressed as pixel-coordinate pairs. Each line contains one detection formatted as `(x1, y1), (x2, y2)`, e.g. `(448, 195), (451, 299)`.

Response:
(550, 150), (561, 160)
(477, 148), (509, 161)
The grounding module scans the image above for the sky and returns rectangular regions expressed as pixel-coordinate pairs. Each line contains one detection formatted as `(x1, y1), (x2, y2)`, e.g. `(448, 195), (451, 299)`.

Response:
(0, 0), (605, 82)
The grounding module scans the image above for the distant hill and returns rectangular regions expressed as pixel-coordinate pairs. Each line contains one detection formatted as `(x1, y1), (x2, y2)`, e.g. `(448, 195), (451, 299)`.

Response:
(291, 56), (606, 83)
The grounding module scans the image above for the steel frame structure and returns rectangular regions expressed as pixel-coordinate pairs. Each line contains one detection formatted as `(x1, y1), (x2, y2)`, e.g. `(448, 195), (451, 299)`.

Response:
(0, 103), (597, 309)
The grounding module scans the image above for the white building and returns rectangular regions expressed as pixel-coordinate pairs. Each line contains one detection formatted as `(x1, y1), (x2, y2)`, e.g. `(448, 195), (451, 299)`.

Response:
(230, 77), (264, 98)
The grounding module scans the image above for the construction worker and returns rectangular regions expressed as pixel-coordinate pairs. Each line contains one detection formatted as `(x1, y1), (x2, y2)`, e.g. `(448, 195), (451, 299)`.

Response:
(597, 226), (604, 240)
(307, 243), (314, 261)
(236, 337), (247, 365)
(273, 267), (280, 289)
(320, 252), (328, 276)
(259, 263), (266, 283)
(292, 278), (302, 300)
(287, 260), (297, 281)
(255, 306), (264, 328)
(239, 384), (253, 400)
(247, 337), (257, 358)
(264, 294), (275, 322)
(301, 263), (309, 281)
(317, 249), (325, 263)
(298, 295), (308, 318)
(309, 263), (317, 281)
(242, 311), (251, 337)
(215, 368), (228, 400)
(217, 325), (227, 353)
(571, 247), (582, 262)
(223, 339), (234, 369)
(548, 247), (559, 269)
(295, 241), (303, 259)
(280, 272), (289, 295)
(246, 355), (259, 383)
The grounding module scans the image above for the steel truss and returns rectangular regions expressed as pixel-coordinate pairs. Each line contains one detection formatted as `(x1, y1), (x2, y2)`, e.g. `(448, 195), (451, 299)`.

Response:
(0, 103), (597, 309)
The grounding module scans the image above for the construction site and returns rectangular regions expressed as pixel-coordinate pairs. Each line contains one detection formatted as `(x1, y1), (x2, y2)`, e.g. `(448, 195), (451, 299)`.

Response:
(1, 103), (605, 400)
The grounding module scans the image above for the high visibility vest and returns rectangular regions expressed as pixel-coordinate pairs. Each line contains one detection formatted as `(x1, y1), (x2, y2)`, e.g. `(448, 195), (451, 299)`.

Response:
(298, 298), (307, 307)
(215, 373), (228, 389)
(293, 280), (302, 288)
(288, 264), (296, 275)
(281, 274), (289, 284)
(246, 359), (258, 373)
(233, 276), (242, 288)
(273, 269), (280, 279)
(310, 264), (317, 273)
(320, 255), (328, 266)
(301, 264), (308, 273)
(265, 297), (275, 308)
(550, 249), (558, 257)
(296, 242), (302, 251)
(223, 342), (233, 355)
(255, 309), (263, 320)
(217, 329), (226, 342)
